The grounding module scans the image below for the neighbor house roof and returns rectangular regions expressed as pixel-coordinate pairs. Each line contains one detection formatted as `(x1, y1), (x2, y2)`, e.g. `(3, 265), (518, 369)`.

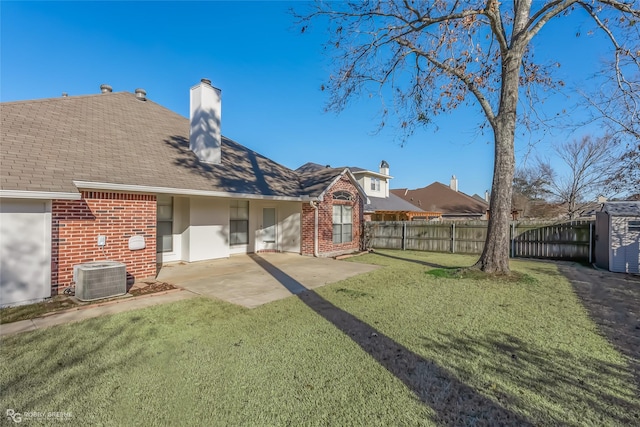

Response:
(391, 182), (489, 216)
(601, 201), (640, 216)
(364, 193), (425, 213)
(1, 92), (312, 199)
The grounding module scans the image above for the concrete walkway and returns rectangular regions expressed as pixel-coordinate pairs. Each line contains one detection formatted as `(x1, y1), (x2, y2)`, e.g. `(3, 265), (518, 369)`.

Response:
(1, 289), (195, 337)
(157, 252), (379, 308)
(1, 253), (379, 337)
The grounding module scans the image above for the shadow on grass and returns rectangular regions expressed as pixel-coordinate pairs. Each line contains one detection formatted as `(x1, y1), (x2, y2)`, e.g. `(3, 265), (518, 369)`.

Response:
(419, 331), (640, 425)
(250, 254), (533, 425)
(1, 316), (146, 417)
(371, 250), (453, 269)
(558, 263), (640, 388)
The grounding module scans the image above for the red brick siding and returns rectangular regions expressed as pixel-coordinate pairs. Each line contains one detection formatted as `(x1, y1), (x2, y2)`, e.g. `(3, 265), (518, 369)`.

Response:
(301, 175), (363, 257)
(51, 192), (157, 294)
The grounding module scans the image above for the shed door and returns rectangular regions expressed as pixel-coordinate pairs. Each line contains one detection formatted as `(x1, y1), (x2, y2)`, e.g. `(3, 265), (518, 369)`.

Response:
(0, 200), (51, 307)
(626, 220), (640, 274)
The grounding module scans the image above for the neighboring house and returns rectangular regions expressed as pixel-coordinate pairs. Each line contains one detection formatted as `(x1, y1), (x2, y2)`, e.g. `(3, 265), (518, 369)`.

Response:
(595, 201), (640, 274)
(298, 160), (428, 221)
(0, 79), (365, 307)
(392, 176), (490, 220)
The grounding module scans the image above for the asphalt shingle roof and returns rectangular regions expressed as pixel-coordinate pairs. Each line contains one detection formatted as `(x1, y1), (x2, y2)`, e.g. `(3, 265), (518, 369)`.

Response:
(1, 92), (323, 198)
(391, 182), (489, 216)
(365, 193), (425, 213)
(602, 201), (640, 216)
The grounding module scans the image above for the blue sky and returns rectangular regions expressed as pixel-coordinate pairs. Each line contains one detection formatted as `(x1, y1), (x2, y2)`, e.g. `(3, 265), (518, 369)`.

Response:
(1, 1), (614, 197)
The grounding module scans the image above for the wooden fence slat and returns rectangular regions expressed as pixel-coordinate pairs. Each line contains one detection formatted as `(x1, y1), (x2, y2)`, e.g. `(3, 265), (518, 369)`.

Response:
(365, 220), (594, 262)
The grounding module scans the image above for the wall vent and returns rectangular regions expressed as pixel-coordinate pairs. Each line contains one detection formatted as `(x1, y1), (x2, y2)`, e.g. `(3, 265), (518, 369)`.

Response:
(74, 261), (127, 301)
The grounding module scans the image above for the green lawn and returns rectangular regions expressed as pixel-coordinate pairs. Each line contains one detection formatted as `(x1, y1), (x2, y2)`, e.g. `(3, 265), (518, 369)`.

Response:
(1, 250), (638, 426)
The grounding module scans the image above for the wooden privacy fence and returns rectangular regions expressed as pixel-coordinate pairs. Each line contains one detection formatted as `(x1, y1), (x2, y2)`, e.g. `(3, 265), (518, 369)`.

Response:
(364, 220), (594, 261)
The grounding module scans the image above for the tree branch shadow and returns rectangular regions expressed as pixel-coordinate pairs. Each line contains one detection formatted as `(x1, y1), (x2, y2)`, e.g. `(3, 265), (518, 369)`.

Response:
(558, 263), (640, 387)
(371, 250), (452, 269)
(249, 254), (533, 425)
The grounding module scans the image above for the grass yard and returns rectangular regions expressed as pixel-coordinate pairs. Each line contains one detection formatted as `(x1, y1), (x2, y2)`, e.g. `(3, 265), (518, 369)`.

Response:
(1, 250), (638, 426)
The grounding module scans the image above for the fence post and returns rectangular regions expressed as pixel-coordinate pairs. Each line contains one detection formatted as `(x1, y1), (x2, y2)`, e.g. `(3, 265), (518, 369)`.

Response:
(402, 221), (406, 251)
(451, 223), (456, 253)
(510, 222), (515, 258)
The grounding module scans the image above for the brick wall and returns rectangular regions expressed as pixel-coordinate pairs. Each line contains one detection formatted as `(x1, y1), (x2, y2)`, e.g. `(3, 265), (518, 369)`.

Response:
(51, 192), (157, 294)
(301, 175), (363, 257)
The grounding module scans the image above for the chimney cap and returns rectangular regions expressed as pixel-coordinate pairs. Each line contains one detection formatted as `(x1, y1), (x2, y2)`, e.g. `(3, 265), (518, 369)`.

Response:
(62, 92), (68, 97)
(100, 84), (112, 93)
(135, 88), (147, 101)
(201, 78), (212, 86)
(380, 160), (389, 168)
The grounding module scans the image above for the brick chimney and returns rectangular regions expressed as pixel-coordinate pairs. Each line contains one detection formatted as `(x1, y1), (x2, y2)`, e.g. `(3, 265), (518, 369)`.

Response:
(190, 78), (221, 164)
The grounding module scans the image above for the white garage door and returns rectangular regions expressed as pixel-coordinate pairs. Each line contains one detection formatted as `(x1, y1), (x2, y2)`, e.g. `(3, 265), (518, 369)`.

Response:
(0, 199), (51, 307)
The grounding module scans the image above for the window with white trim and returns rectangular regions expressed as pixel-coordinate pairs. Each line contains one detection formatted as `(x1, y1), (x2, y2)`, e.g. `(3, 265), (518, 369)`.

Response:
(370, 178), (380, 191)
(230, 200), (249, 245)
(157, 195), (173, 253)
(333, 205), (353, 244)
(333, 191), (353, 201)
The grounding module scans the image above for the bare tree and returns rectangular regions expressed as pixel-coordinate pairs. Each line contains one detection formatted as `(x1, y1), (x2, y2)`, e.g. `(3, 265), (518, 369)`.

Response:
(297, 1), (640, 274)
(537, 135), (615, 219)
(512, 166), (552, 218)
(583, 59), (640, 196)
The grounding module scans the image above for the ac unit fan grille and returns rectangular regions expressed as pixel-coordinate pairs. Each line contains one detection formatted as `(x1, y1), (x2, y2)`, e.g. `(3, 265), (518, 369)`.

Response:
(74, 261), (127, 301)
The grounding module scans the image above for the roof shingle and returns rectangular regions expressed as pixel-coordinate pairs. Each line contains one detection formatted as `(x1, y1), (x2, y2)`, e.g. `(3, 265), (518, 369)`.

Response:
(1, 92), (309, 198)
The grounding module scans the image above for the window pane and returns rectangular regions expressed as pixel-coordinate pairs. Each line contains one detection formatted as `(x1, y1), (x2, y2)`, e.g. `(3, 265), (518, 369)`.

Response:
(230, 220), (248, 245)
(160, 235), (173, 252)
(157, 221), (172, 235)
(157, 204), (173, 221)
(342, 206), (352, 224)
(343, 224), (352, 243)
(157, 221), (173, 253)
(230, 200), (249, 220)
(237, 206), (249, 220)
(333, 205), (341, 223)
(157, 194), (173, 205)
(333, 224), (342, 244)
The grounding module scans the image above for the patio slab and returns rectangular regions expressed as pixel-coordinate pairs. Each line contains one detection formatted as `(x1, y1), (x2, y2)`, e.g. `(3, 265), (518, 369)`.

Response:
(156, 253), (379, 308)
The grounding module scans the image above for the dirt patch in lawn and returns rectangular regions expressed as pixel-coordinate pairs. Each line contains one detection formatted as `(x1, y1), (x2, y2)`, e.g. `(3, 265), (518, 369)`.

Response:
(0, 281), (177, 324)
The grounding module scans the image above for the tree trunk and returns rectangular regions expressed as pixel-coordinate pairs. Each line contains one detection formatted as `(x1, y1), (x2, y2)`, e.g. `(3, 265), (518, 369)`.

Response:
(475, 51), (522, 274)
(476, 120), (515, 274)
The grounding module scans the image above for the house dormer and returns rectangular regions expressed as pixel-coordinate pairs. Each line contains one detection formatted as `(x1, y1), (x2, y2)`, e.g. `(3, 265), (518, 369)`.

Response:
(351, 160), (392, 198)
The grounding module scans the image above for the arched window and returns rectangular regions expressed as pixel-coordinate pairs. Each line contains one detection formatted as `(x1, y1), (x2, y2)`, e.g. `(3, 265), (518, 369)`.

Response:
(333, 191), (353, 201)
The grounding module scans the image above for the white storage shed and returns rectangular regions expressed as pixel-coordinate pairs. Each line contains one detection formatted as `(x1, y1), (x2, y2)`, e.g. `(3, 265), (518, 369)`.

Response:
(595, 201), (640, 274)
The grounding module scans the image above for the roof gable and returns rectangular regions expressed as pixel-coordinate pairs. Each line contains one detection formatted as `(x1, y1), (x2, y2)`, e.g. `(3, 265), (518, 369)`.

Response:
(298, 167), (367, 201)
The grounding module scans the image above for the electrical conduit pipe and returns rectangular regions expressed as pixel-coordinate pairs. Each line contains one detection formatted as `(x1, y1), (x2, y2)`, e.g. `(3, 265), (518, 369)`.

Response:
(309, 201), (319, 257)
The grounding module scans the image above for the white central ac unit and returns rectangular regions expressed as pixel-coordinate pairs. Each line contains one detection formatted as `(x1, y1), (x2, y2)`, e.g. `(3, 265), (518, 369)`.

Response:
(74, 261), (127, 301)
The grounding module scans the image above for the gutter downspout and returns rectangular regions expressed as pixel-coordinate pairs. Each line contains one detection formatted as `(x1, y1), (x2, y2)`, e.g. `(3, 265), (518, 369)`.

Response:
(309, 201), (319, 257)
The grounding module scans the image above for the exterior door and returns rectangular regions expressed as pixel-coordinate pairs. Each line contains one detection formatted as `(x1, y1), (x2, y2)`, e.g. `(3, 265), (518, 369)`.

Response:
(0, 199), (51, 307)
(262, 208), (277, 251)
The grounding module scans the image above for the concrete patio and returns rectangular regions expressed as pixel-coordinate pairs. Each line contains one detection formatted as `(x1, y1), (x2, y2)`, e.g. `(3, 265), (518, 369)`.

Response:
(156, 253), (380, 308)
